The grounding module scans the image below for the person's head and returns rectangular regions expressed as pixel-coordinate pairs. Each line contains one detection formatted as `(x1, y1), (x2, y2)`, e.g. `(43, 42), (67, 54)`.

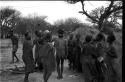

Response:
(107, 34), (116, 45)
(35, 30), (42, 38)
(57, 29), (64, 38)
(95, 32), (105, 42)
(43, 30), (52, 42)
(85, 35), (92, 43)
(75, 34), (80, 40)
(24, 32), (31, 40)
(44, 32), (52, 42)
(69, 34), (73, 40)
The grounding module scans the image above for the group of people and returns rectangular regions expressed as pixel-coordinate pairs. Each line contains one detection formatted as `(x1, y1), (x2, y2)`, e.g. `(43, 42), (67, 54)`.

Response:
(9, 29), (119, 82)
(9, 29), (68, 82)
(67, 32), (118, 82)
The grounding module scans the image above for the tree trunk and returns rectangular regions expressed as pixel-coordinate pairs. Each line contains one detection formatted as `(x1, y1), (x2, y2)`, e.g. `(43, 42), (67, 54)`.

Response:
(98, 21), (103, 31)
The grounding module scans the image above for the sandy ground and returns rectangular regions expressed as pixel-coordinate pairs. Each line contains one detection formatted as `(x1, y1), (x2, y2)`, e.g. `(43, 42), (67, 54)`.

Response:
(0, 39), (85, 82)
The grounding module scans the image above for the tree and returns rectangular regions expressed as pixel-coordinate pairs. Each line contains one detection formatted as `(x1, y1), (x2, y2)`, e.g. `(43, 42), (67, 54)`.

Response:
(86, 5), (122, 29)
(53, 17), (82, 33)
(14, 17), (28, 35)
(15, 15), (49, 36)
(0, 7), (21, 38)
(66, 0), (123, 31)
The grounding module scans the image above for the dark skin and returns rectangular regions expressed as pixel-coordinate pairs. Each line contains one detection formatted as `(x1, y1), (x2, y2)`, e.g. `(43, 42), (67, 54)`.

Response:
(67, 35), (74, 70)
(43, 33), (54, 82)
(34, 31), (44, 71)
(75, 38), (82, 72)
(23, 33), (34, 82)
(10, 33), (19, 63)
(56, 56), (64, 79)
(11, 50), (19, 63)
(43, 69), (52, 82)
(56, 34), (67, 79)
(24, 72), (29, 82)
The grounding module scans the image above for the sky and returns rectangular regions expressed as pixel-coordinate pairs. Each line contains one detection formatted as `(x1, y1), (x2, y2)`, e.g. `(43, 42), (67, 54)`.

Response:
(0, 1), (109, 25)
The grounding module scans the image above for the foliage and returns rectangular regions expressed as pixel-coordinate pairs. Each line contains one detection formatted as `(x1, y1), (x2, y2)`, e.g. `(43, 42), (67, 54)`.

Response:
(0, 7), (21, 31)
(0, 7), (21, 38)
(72, 24), (99, 41)
(53, 17), (82, 33)
(66, 0), (123, 31)
(14, 16), (49, 35)
(66, 0), (85, 4)
(86, 5), (122, 29)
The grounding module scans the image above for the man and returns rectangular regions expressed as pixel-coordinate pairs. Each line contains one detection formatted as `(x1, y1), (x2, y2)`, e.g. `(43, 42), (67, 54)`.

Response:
(10, 31), (19, 63)
(54, 29), (67, 79)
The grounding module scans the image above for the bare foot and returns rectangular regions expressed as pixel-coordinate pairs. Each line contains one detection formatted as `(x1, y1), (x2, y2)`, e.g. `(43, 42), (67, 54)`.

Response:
(60, 75), (63, 79)
(57, 76), (61, 79)
(24, 79), (29, 82)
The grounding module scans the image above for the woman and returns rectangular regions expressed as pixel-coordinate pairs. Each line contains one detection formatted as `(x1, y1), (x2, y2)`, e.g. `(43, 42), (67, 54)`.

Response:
(33, 30), (43, 71)
(38, 31), (56, 82)
(94, 32), (107, 82)
(22, 32), (35, 82)
(81, 35), (96, 82)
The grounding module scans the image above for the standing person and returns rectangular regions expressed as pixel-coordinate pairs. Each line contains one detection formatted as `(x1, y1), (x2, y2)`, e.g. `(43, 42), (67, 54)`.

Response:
(94, 32), (107, 82)
(38, 31), (56, 82)
(54, 29), (68, 79)
(22, 32), (35, 82)
(33, 30), (43, 71)
(10, 30), (19, 63)
(67, 34), (74, 70)
(105, 34), (118, 82)
(80, 35), (96, 82)
(73, 34), (82, 72)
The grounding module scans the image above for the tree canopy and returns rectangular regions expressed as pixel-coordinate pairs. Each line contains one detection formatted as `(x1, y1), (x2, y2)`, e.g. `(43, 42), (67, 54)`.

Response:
(53, 17), (82, 33)
(66, 0), (123, 31)
(0, 7), (21, 30)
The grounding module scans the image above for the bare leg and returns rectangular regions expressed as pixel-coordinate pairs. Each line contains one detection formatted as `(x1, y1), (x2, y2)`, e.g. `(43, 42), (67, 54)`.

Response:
(43, 70), (47, 82)
(60, 58), (64, 79)
(56, 56), (61, 79)
(43, 69), (52, 82)
(10, 51), (15, 63)
(13, 51), (19, 62)
(24, 72), (29, 82)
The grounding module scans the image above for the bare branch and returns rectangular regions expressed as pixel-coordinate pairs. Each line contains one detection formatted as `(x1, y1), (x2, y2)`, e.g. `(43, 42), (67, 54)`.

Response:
(109, 6), (123, 15)
(100, 0), (114, 21)
(80, 1), (99, 23)
(105, 0), (114, 13)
